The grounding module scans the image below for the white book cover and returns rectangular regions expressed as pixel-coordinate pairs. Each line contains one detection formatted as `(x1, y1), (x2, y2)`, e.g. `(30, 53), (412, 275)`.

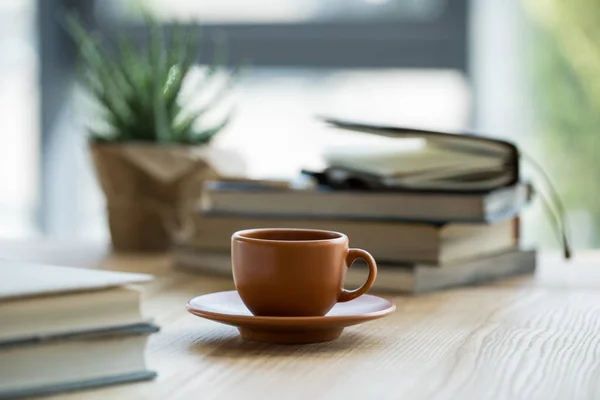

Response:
(0, 260), (152, 301)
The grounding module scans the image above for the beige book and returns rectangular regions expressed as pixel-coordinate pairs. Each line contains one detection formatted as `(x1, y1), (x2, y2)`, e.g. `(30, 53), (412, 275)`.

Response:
(0, 260), (152, 342)
(173, 247), (536, 294)
(181, 213), (518, 265)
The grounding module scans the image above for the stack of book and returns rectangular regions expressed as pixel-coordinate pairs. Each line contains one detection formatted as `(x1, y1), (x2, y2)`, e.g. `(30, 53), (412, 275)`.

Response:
(174, 119), (537, 293)
(0, 260), (158, 398)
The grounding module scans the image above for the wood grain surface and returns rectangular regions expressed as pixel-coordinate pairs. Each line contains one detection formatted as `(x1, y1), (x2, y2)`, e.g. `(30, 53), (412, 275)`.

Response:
(1, 241), (599, 400)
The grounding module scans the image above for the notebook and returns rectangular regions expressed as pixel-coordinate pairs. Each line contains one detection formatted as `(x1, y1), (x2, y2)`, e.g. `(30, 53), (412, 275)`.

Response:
(203, 180), (531, 223)
(0, 260), (157, 398)
(0, 324), (158, 399)
(0, 260), (152, 342)
(317, 117), (519, 192)
(181, 213), (518, 265)
(173, 247), (537, 294)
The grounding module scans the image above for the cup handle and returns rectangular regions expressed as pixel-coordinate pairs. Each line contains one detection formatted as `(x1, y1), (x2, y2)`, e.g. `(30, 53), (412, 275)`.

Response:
(338, 248), (377, 302)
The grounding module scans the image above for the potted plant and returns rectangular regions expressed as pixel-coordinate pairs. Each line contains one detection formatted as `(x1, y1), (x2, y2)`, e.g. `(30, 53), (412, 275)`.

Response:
(66, 16), (242, 252)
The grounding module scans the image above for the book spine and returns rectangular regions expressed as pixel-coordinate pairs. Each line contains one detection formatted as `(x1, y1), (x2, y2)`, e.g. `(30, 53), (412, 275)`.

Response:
(0, 323), (160, 348)
(0, 371), (157, 399)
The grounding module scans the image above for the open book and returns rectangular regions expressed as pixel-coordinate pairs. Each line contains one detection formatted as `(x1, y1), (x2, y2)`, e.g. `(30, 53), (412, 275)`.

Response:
(317, 117), (519, 192)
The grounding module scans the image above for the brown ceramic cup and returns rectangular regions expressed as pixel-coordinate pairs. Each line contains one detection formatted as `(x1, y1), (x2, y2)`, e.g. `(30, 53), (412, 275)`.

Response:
(231, 228), (377, 317)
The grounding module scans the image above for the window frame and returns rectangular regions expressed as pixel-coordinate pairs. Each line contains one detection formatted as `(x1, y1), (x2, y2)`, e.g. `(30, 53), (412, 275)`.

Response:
(96, 0), (469, 70)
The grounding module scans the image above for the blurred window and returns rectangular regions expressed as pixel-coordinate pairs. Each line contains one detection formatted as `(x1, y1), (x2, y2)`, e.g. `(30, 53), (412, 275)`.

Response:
(38, 0), (471, 242)
(100, 0), (448, 23)
(0, 0), (38, 238)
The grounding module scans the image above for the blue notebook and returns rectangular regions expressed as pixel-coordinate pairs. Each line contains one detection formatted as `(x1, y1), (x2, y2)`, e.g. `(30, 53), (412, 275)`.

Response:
(2, 371), (157, 399)
(0, 323), (159, 399)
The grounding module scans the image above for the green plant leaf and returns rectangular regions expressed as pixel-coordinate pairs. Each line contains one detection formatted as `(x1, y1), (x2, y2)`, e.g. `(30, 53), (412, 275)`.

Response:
(116, 34), (148, 92)
(188, 112), (234, 145)
(65, 12), (239, 144)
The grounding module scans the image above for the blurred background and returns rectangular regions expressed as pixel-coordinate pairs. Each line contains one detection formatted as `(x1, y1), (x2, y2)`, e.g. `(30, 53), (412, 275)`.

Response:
(0, 0), (597, 249)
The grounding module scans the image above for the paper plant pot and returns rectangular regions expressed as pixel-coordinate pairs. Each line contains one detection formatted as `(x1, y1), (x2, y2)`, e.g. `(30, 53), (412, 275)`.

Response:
(90, 143), (244, 252)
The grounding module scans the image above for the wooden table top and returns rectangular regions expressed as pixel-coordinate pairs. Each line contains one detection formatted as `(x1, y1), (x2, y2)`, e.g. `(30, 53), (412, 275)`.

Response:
(2, 241), (600, 400)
